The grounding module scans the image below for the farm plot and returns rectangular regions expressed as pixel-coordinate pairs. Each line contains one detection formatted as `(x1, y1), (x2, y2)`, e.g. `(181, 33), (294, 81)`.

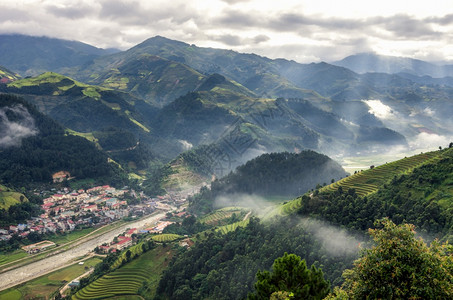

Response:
(72, 247), (172, 300)
(215, 220), (249, 234)
(199, 207), (245, 225)
(151, 234), (182, 243)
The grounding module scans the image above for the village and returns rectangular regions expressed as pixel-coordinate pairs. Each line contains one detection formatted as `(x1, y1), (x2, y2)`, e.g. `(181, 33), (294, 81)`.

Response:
(0, 183), (196, 254)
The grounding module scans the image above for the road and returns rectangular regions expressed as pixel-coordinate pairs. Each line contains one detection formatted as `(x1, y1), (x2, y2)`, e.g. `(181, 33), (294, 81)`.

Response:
(0, 211), (167, 291)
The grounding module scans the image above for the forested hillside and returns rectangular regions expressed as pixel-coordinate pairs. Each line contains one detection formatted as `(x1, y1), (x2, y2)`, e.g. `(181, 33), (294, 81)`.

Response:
(0, 94), (126, 186)
(187, 151), (347, 214)
(155, 217), (358, 300)
(298, 147), (453, 241)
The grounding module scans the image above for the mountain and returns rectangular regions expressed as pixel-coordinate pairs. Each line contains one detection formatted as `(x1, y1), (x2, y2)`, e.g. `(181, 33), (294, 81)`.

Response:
(1, 72), (153, 135)
(333, 53), (453, 78)
(0, 72), (162, 172)
(69, 53), (207, 106)
(0, 34), (118, 76)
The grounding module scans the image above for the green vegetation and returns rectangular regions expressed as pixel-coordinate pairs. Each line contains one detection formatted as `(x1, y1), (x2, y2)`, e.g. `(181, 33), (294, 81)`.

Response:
(156, 217), (358, 299)
(329, 219), (452, 299)
(249, 252), (330, 300)
(199, 207), (246, 225)
(151, 234), (182, 243)
(321, 150), (443, 196)
(73, 245), (172, 300)
(188, 151), (346, 215)
(0, 185), (28, 210)
(0, 257), (101, 300)
(297, 147), (453, 241)
(216, 219), (249, 234)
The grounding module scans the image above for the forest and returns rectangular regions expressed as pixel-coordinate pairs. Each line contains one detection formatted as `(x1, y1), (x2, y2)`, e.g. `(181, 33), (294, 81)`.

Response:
(154, 217), (358, 300)
(188, 151), (347, 214)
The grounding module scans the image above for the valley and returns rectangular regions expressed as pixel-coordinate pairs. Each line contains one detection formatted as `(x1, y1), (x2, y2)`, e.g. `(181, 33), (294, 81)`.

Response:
(0, 31), (452, 299)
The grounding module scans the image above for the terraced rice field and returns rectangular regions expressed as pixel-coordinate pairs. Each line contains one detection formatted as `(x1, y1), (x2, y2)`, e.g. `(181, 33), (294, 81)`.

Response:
(151, 234), (182, 243)
(216, 219), (249, 234)
(110, 242), (147, 270)
(321, 150), (443, 197)
(279, 199), (303, 216)
(72, 268), (149, 300)
(199, 207), (245, 225)
(277, 149), (445, 216)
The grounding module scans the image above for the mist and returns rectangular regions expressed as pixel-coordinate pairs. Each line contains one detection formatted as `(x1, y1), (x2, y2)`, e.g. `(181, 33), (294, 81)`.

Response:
(214, 193), (277, 216)
(0, 104), (38, 148)
(214, 193), (363, 257)
(297, 217), (364, 257)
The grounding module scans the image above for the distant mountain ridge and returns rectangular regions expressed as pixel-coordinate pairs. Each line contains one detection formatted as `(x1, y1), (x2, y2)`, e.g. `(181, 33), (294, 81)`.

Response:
(0, 34), (119, 76)
(333, 52), (453, 78)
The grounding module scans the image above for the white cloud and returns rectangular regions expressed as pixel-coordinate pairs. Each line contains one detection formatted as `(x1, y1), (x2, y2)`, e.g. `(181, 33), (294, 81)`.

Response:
(0, 0), (453, 63)
(362, 99), (395, 120)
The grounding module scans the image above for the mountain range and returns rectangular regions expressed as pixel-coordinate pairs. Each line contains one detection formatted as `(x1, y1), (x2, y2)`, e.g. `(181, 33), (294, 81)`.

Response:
(1, 34), (452, 184)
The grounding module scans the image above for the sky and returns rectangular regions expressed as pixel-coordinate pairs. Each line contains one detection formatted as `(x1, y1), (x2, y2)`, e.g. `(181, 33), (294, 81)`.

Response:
(1, 0), (453, 63)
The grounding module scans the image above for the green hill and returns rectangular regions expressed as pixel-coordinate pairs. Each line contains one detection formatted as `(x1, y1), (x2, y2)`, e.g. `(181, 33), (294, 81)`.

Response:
(320, 150), (443, 197)
(186, 151), (347, 215)
(288, 147), (453, 241)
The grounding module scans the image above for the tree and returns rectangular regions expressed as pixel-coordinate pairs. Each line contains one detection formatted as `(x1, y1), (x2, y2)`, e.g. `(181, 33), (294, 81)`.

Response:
(248, 252), (330, 300)
(332, 219), (453, 299)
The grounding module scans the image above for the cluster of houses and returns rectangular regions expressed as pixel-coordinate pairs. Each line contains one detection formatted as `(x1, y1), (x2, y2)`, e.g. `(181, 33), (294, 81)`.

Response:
(97, 228), (138, 253)
(0, 185), (157, 243)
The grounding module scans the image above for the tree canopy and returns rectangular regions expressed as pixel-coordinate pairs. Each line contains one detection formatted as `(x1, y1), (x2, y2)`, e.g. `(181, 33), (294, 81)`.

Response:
(248, 252), (330, 300)
(329, 219), (453, 299)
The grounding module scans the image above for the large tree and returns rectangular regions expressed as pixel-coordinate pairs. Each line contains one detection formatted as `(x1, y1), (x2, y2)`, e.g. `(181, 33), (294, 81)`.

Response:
(329, 219), (453, 299)
(248, 252), (330, 300)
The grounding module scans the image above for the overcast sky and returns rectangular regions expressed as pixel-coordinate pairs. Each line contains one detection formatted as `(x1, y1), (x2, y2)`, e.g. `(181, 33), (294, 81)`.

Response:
(1, 0), (453, 63)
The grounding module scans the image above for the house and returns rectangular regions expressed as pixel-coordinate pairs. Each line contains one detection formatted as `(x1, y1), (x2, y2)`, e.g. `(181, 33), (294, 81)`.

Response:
(83, 205), (98, 212)
(115, 237), (132, 250)
(125, 228), (137, 237)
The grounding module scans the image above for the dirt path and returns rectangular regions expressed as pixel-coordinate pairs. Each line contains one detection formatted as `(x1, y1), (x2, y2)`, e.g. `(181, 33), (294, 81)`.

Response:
(243, 211), (252, 221)
(60, 266), (94, 296)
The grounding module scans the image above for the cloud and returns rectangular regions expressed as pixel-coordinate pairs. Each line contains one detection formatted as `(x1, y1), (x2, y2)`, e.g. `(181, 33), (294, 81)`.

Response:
(362, 99), (395, 120)
(0, 105), (39, 148)
(0, 0), (453, 62)
(409, 132), (453, 149)
(45, 1), (96, 19)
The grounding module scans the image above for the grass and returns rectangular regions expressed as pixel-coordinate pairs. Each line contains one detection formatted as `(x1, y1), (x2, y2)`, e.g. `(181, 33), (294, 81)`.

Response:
(73, 246), (173, 300)
(0, 250), (28, 266)
(0, 185), (28, 210)
(47, 227), (96, 245)
(0, 257), (101, 300)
